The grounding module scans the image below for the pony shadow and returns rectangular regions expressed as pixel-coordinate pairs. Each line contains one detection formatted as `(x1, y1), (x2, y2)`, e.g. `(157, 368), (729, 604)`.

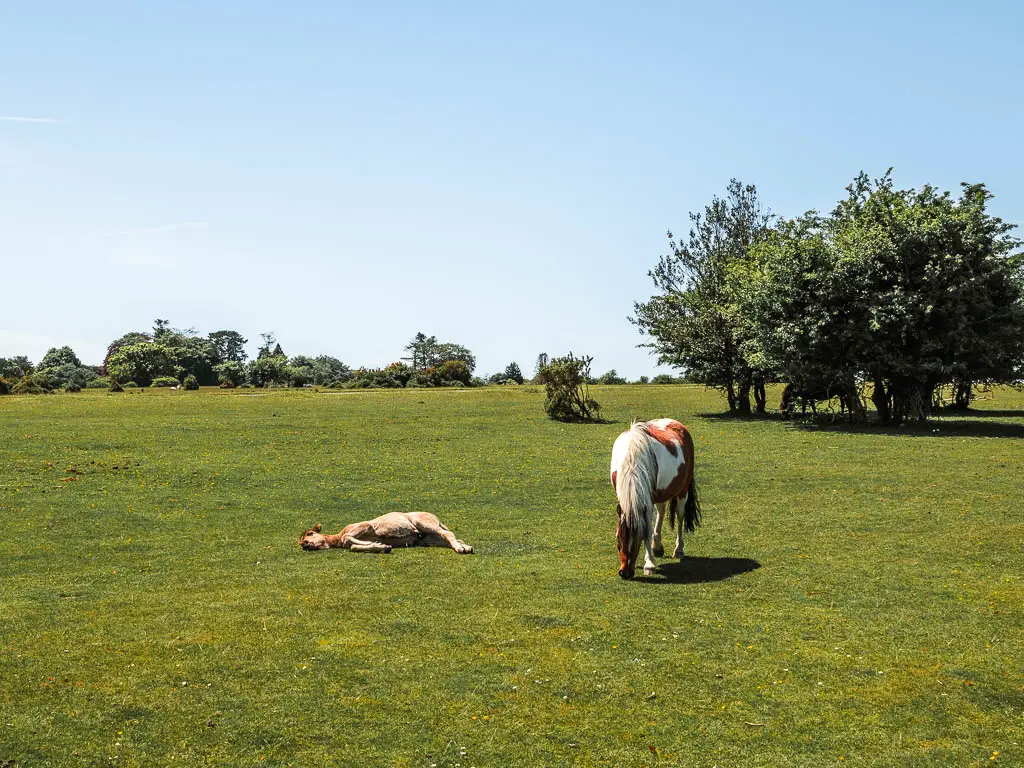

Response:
(636, 555), (761, 584)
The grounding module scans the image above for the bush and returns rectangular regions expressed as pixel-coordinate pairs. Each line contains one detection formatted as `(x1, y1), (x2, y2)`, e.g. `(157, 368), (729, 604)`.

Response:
(651, 374), (682, 385)
(183, 374), (199, 391)
(122, 381), (139, 389)
(64, 383), (82, 393)
(0, 376), (10, 395)
(219, 380), (236, 389)
(151, 376), (180, 388)
(86, 378), (110, 389)
(109, 380), (124, 393)
(536, 353), (601, 421)
(12, 375), (50, 395)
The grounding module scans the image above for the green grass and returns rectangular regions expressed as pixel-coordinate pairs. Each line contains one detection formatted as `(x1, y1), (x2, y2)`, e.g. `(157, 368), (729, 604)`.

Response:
(1, 385), (1021, 767)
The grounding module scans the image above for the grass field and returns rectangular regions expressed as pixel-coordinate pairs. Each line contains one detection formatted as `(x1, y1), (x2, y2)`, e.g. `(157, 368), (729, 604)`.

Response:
(1, 385), (1021, 767)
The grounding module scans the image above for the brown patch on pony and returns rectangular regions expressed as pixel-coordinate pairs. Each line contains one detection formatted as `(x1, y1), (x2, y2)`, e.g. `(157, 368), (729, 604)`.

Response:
(611, 470), (617, 489)
(644, 422), (682, 456)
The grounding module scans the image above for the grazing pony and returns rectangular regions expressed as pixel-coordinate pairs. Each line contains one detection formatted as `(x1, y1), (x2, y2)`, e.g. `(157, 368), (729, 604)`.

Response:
(610, 419), (700, 579)
(780, 379), (859, 419)
(298, 512), (473, 554)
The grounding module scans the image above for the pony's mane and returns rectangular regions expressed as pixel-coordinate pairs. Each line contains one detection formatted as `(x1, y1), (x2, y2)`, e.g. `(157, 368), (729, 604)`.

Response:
(617, 421), (658, 545)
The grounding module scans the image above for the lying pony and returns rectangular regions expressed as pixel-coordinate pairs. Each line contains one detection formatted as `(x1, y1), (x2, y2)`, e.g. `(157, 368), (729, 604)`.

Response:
(298, 512), (473, 554)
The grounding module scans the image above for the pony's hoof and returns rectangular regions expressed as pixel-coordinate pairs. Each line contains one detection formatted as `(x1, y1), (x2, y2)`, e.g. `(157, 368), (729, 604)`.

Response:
(643, 566), (657, 577)
(653, 544), (665, 558)
(382, 545), (393, 554)
(673, 548), (684, 559)
(456, 544), (473, 554)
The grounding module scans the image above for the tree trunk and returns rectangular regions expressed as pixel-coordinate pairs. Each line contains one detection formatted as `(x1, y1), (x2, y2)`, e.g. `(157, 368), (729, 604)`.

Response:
(872, 377), (891, 424)
(726, 382), (738, 412)
(953, 380), (972, 410)
(753, 380), (766, 414)
(736, 380), (752, 415)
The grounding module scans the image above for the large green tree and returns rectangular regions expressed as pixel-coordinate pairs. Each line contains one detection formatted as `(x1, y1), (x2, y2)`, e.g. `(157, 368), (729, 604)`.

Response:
(208, 330), (248, 364)
(633, 180), (774, 414)
(739, 171), (1024, 423)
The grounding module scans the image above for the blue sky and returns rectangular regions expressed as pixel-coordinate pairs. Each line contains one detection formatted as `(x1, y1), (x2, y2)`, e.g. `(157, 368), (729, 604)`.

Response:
(2, 1), (1022, 377)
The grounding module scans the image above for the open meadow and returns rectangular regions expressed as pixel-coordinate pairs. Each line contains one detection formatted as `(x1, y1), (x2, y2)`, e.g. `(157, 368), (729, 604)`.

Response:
(1, 385), (1021, 767)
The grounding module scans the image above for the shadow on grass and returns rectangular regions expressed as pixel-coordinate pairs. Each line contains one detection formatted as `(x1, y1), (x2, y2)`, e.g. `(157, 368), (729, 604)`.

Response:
(636, 555), (761, 584)
(698, 409), (1024, 439)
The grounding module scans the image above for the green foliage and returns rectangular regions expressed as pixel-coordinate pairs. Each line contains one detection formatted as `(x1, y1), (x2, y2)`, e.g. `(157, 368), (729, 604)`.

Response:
(107, 343), (172, 387)
(121, 381), (138, 388)
(0, 355), (34, 379)
(11, 374), (51, 395)
(633, 179), (773, 414)
(404, 333), (476, 373)
(739, 171), (1024, 423)
(34, 363), (98, 392)
(208, 330), (248, 363)
(503, 362), (524, 384)
(247, 355), (290, 387)
(38, 346), (82, 370)
(214, 360), (246, 388)
(151, 376), (181, 388)
(536, 352), (601, 421)
(0, 376), (10, 395)
(85, 377), (110, 389)
(182, 374), (200, 390)
(310, 355), (351, 386)
(596, 369), (626, 385)
(651, 374), (683, 384)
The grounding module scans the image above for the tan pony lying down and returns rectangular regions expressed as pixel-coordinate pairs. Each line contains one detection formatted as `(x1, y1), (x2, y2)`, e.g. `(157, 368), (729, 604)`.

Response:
(298, 512), (473, 554)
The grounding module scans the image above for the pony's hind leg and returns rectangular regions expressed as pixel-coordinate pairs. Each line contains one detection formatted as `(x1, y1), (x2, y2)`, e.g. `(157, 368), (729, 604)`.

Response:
(672, 494), (686, 559)
(653, 502), (667, 558)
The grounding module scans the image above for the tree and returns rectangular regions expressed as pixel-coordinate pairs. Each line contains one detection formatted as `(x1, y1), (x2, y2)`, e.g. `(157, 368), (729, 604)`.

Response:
(310, 356), (352, 386)
(0, 356), (34, 379)
(257, 332), (278, 359)
(596, 369), (626, 385)
(156, 331), (218, 385)
(38, 346), (83, 370)
(534, 353), (549, 379)
(536, 353), (601, 421)
(248, 354), (289, 387)
(107, 343), (172, 387)
(103, 332), (150, 374)
(738, 171), (1024, 424)
(208, 330), (248, 364)
(432, 342), (476, 373)
(403, 333), (439, 370)
(214, 360), (246, 387)
(633, 180), (773, 414)
(152, 318), (171, 339)
(503, 362), (524, 384)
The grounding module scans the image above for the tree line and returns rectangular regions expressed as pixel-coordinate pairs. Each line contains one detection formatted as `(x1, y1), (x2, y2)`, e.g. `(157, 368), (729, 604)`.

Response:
(633, 172), (1024, 424)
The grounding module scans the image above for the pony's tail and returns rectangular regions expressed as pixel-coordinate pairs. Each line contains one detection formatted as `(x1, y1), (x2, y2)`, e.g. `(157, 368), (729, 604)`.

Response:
(683, 478), (702, 533)
(668, 496), (679, 531)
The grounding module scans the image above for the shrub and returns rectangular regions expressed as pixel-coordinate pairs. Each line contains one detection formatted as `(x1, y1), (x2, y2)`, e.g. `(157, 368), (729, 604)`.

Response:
(123, 381), (139, 389)
(151, 376), (180, 388)
(109, 380), (125, 393)
(86, 378), (110, 389)
(651, 374), (682, 385)
(183, 374), (199, 391)
(64, 383), (82, 393)
(219, 380), (236, 389)
(0, 376), (10, 395)
(12, 375), (50, 395)
(536, 353), (601, 421)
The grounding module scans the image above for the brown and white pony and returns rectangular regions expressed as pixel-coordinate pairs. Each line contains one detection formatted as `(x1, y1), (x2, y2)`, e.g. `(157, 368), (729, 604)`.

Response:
(298, 512), (473, 554)
(610, 419), (701, 579)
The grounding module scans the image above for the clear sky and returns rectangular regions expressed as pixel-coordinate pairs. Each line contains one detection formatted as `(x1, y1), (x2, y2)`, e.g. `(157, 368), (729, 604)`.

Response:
(2, 1), (1022, 378)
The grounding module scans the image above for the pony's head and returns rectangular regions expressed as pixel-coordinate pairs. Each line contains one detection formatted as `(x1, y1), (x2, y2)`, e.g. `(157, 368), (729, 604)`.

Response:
(616, 502), (646, 579)
(298, 523), (329, 551)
